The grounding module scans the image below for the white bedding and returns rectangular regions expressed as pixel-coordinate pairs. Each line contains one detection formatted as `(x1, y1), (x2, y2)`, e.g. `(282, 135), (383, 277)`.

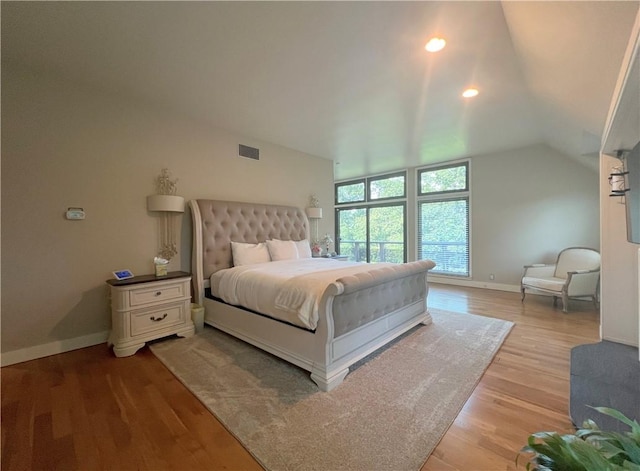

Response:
(210, 258), (392, 329)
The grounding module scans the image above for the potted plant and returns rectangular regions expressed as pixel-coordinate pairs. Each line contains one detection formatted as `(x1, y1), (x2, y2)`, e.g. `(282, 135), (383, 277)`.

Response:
(518, 407), (640, 470)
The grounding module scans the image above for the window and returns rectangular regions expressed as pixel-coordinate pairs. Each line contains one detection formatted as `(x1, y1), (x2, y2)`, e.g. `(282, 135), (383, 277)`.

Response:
(418, 162), (468, 196)
(336, 180), (365, 204)
(336, 172), (406, 263)
(417, 162), (470, 277)
(369, 172), (406, 200)
(368, 204), (405, 262)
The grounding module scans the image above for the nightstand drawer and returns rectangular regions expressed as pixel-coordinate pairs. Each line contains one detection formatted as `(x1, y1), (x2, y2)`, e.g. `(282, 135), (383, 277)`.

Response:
(130, 303), (185, 336)
(129, 283), (186, 307)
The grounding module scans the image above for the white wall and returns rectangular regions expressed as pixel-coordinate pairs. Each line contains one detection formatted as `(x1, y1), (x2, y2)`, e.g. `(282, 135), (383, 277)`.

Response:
(1, 64), (334, 363)
(470, 144), (600, 286)
(600, 154), (639, 346)
(599, 11), (640, 349)
(0, 63), (608, 363)
(341, 144), (599, 291)
(426, 144), (599, 290)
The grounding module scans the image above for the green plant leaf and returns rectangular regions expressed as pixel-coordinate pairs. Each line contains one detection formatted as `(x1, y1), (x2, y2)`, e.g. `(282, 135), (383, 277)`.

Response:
(519, 408), (640, 471)
(567, 438), (623, 470)
(591, 407), (640, 441)
(616, 435), (640, 464)
(581, 418), (602, 431)
(591, 438), (628, 463)
(622, 461), (640, 471)
(588, 430), (640, 465)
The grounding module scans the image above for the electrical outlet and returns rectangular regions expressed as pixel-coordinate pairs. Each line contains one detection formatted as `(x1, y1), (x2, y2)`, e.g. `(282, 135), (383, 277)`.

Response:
(489, 274), (495, 280)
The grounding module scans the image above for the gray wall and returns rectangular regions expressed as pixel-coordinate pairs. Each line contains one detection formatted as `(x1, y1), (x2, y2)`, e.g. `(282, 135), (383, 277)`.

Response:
(469, 145), (600, 286)
(598, 11), (640, 349)
(1, 64), (334, 359)
(1, 62), (601, 362)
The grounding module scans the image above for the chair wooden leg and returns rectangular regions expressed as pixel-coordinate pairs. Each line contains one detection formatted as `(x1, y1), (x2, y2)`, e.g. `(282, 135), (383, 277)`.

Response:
(521, 287), (526, 302)
(552, 296), (558, 307)
(562, 293), (569, 313)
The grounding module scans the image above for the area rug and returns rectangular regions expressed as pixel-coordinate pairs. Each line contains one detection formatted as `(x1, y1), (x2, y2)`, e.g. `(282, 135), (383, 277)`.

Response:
(149, 308), (513, 471)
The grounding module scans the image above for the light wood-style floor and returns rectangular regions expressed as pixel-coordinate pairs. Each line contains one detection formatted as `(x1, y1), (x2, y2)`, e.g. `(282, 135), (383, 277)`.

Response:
(1, 284), (599, 471)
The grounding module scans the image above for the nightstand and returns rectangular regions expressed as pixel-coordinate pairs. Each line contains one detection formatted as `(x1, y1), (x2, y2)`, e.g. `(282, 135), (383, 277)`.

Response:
(329, 255), (349, 261)
(107, 271), (194, 357)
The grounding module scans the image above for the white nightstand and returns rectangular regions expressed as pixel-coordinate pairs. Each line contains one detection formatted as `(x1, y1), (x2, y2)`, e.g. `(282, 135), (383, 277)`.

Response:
(329, 255), (349, 261)
(107, 271), (195, 357)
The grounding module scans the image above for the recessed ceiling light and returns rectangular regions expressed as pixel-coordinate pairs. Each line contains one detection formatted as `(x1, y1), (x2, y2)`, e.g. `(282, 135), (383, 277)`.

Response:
(462, 88), (479, 98)
(425, 37), (446, 52)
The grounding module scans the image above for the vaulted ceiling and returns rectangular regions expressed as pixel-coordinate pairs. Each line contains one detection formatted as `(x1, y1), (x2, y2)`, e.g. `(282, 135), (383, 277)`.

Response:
(2, 1), (638, 180)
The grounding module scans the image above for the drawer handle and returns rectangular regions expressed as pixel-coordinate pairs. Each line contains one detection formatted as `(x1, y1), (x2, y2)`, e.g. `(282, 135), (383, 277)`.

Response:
(150, 313), (168, 322)
(155, 291), (162, 296)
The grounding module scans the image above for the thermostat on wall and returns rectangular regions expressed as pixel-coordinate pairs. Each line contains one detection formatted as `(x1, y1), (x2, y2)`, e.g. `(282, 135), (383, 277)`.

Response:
(65, 207), (85, 220)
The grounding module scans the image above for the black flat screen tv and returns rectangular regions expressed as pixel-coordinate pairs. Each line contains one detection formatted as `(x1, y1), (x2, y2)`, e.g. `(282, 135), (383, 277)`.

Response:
(625, 139), (640, 244)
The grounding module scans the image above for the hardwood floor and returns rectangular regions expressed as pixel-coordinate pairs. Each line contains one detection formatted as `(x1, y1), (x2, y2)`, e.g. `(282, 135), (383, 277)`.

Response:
(423, 284), (599, 471)
(1, 284), (599, 471)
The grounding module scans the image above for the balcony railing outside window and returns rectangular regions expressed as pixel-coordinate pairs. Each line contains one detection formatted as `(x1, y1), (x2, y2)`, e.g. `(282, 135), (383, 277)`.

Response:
(340, 240), (466, 274)
(339, 240), (404, 263)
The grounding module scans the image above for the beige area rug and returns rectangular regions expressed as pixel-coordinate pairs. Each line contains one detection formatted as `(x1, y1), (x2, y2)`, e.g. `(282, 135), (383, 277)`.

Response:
(150, 309), (513, 471)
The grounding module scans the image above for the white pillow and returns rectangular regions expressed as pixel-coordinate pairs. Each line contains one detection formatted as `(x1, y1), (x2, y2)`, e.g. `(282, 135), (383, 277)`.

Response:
(294, 239), (312, 259)
(266, 239), (299, 261)
(231, 241), (271, 266)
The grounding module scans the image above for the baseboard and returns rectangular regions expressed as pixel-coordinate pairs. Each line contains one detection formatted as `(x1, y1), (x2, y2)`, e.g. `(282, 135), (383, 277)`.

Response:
(429, 276), (520, 293)
(601, 335), (639, 349)
(1, 330), (110, 367)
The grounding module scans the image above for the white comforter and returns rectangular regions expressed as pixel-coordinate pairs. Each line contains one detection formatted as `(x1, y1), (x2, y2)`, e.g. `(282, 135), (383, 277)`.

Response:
(210, 258), (392, 330)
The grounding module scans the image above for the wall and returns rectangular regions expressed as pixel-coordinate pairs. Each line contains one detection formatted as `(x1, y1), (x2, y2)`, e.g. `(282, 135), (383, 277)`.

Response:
(599, 11), (640, 349)
(600, 155), (639, 346)
(1, 64), (334, 363)
(430, 144), (600, 289)
(0, 63), (606, 362)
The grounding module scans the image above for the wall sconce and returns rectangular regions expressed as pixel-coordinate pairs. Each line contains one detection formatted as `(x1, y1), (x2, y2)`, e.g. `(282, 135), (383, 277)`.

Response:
(305, 194), (323, 244)
(147, 169), (184, 260)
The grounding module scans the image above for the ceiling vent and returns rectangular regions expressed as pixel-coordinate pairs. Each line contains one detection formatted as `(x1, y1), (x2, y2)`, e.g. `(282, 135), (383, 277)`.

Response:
(239, 144), (259, 160)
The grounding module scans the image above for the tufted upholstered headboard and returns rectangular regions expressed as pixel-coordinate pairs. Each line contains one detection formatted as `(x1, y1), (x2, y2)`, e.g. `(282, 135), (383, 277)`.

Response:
(190, 199), (310, 287)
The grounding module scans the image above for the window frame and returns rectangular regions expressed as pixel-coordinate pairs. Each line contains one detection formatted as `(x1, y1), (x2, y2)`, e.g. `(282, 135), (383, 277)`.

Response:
(335, 171), (408, 263)
(335, 170), (407, 205)
(416, 160), (471, 278)
(335, 178), (366, 205)
(368, 171), (407, 202)
(335, 201), (407, 263)
(417, 161), (469, 197)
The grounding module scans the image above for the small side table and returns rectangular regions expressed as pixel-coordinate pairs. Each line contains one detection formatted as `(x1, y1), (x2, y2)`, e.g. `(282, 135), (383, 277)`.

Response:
(329, 255), (349, 261)
(107, 271), (194, 357)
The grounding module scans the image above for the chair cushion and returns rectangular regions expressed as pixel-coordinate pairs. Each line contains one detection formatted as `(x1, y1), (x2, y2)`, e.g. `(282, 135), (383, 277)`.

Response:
(522, 276), (565, 293)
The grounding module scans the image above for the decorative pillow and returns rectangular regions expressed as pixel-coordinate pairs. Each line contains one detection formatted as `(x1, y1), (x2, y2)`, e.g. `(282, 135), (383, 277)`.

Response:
(266, 239), (299, 261)
(294, 239), (312, 259)
(231, 241), (271, 266)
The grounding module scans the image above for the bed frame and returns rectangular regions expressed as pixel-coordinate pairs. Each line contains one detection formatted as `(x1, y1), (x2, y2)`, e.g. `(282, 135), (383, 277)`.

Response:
(190, 199), (436, 391)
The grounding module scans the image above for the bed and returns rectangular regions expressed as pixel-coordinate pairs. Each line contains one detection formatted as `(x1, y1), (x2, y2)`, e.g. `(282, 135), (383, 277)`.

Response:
(190, 199), (436, 391)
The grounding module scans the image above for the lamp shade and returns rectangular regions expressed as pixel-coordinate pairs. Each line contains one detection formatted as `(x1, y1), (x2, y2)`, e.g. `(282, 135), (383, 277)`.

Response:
(147, 195), (185, 212)
(306, 207), (323, 219)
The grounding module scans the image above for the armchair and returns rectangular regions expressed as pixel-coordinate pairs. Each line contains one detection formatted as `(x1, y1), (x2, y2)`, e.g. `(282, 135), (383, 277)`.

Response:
(521, 247), (601, 313)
